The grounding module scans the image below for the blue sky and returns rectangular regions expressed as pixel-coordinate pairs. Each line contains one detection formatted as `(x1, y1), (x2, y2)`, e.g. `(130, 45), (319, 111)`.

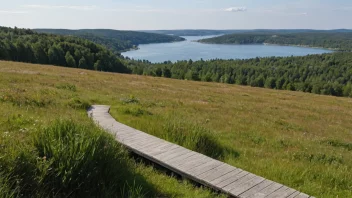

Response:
(0, 0), (351, 30)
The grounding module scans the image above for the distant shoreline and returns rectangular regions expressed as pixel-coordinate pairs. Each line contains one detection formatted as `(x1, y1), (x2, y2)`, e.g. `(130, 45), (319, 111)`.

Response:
(197, 40), (338, 51)
(262, 43), (338, 51)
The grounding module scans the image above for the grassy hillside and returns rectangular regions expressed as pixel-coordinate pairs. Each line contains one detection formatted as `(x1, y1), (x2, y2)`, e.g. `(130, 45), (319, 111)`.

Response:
(35, 29), (186, 53)
(1, 61), (351, 197)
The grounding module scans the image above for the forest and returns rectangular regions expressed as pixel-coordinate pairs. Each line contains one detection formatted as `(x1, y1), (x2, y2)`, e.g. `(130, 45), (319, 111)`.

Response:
(1, 26), (352, 98)
(199, 32), (352, 51)
(0, 27), (129, 73)
(128, 52), (352, 97)
(35, 29), (185, 53)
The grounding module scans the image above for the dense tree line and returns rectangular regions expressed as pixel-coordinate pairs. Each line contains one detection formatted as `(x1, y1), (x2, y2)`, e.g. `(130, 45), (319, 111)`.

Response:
(35, 29), (185, 53)
(74, 34), (135, 54)
(0, 27), (129, 73)
(199, 32), (352, 51)
(128, 53), (352, 97)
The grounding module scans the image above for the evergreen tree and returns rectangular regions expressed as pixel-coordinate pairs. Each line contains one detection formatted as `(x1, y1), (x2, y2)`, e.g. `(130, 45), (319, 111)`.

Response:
(65, 52), (76, 67)
(155, 68), (162, 77)
(162, 68), (171, 78)
(78, 57), (87, 69)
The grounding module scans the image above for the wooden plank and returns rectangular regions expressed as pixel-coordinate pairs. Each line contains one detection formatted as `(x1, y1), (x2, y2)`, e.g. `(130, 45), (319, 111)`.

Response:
(217, 170), (249, 188)
(127, 137), (163, 150)
(266, 186), (297, 198)
(166, 151), (198, 164)
(166, 150), (202, 167)
(199, 163), (236, 181)
(120, 133), (149, 143)
(286, 191), (300, 198)
(187, 160), (224, 177)
(132, 139), (168, 151)
(122, 133), (155, 143)
(153, 146), (185, 160)
(88, 105), (312, 198)
(229, 176), (266, 196)
(147, 144), (180, 156)
(178, 155), (210, 172)
(222, 173), (257, 192)
(155, 147), (191, 162)
(256, 183), (284, 197)
(134, 141), (172, 153)
(211, 169), (246, 187)
(295, 193), (310, 198)
(239, 179), (274, 198)
(208, 168), (243, 186)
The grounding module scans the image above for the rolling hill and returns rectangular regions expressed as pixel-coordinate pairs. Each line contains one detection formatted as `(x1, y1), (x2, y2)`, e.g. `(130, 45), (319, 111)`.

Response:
(35, 29), (186, 53)
(0, 61), (351, 197)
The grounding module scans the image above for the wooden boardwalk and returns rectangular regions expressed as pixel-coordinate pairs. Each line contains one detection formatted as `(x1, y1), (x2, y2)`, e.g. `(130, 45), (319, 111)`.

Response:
(88, 105), (314, 198)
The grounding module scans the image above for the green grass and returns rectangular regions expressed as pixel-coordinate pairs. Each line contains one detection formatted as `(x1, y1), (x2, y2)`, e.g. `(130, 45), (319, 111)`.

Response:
(0, 61), (352, 197)
(0, 61), (224, 198)
(1, 119), (151, 197)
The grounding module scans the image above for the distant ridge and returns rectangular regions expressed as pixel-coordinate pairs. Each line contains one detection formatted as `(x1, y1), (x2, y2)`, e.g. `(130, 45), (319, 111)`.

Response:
(35, 29), (185, 53)
(141, 29), (352, 36)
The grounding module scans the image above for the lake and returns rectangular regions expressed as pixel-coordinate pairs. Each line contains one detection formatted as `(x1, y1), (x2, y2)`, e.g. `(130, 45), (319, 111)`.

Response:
(122, 36), (332, 63)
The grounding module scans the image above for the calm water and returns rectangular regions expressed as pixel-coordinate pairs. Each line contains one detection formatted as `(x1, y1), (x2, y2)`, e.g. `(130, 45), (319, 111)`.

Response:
(122, 36), (332, 63)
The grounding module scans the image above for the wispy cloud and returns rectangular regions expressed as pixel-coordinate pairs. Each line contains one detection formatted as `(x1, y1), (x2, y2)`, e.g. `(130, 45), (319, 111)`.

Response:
(0, 10), (29, 14)
(22, 5), (97, 10)
(224, 7), (247, 12)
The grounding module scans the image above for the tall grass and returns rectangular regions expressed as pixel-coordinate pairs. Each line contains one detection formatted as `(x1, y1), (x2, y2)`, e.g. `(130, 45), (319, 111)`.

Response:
(0, 173), (18, 198)
(161, 119), (236, 160)
(0, 120), (147, 197)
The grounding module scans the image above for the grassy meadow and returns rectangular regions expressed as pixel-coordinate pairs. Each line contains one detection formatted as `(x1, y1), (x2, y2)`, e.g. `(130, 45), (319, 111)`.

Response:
(0, 61), (351, 197)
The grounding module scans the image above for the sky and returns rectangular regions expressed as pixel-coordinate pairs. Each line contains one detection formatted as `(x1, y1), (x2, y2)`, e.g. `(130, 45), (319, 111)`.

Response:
(0, 0), (351, 30)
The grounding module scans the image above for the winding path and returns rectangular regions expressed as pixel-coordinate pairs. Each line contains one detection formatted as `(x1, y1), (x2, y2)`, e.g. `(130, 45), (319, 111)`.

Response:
(88, 105), (314, 198)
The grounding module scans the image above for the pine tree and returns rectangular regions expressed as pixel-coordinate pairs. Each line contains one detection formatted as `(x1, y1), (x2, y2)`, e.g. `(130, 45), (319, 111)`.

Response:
(65, 52), (76, 67)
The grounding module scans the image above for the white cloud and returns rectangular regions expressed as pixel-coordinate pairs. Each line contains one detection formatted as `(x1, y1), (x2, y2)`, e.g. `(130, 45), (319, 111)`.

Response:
(22, 5), (97, 10)
(225, 7), (247, 12)
(297, 12), (308, 15)
(0, 10), (29, 14)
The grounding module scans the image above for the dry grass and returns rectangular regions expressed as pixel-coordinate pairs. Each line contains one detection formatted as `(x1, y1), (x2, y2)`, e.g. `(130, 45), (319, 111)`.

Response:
(1, 61), (351, 197)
